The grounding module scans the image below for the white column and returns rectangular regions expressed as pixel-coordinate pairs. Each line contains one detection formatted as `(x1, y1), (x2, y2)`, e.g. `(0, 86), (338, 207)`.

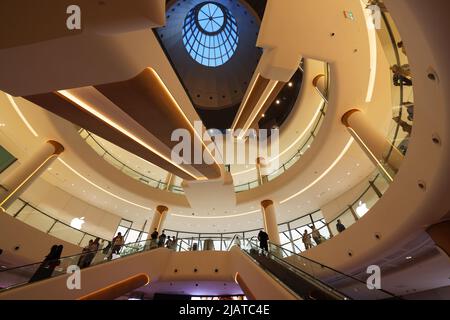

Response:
(256, 157), (269, 185)
(147, 205), (168, 238)
(163, 173), (175, 191)
(342, 109), (403, 177)
(261, 199), (281, 245)
(0, 140), (64, 209)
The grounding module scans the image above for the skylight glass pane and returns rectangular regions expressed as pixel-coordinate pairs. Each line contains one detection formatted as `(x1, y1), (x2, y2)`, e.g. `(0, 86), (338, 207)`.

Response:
(183, 2), (238, 68)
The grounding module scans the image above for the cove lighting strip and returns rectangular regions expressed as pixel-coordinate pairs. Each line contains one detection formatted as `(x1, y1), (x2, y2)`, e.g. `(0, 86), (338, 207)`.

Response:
(232, 100), (325, 177)
(280, 138), (354, 204)
(172, 209), (260, 219)
(57, 89), (202, 181)
(149, 68), (219, 173)
(58, 158), (153, 211)
(6, 94), (39, 137)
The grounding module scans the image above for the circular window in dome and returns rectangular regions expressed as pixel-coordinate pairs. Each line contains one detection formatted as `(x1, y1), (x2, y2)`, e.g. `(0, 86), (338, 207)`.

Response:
(182, 1), (239, 67)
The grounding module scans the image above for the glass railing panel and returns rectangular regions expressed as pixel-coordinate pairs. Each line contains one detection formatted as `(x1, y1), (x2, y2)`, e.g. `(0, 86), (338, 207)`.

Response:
(4, 198), (26, 217)
(373, 174), (389, 194)
(351, 187), (379, 219)
(103, 153), (124, 171)
(248, 180), (259, 189)
(85, 136), (106, 157)
(261, 242), (397, 300)
(0, 240), (153, 291)
(15, 206), (55, 233)
(79, 234), (96, 248)
(121, 166), (142, 181)
(47, 222), (85, 245)
(79, 129), (89, 140)
(328, 209), (355, 236)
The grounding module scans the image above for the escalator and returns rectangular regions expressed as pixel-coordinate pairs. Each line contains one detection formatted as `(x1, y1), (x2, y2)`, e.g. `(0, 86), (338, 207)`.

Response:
(0, 239), (161, 297)
(0, 238), (398, 300)
(242, 240), (348, 300)
(242, 239), (398, 300)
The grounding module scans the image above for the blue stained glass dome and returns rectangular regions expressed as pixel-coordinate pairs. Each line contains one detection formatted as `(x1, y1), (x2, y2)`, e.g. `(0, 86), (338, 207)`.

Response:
(182, 2), (239, 67)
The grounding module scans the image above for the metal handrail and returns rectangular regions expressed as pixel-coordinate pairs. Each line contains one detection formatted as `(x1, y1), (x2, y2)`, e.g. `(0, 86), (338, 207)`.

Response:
(244, 239), (349, 300)
(233, 63), (330, 192)
(79, 129), (184, 193)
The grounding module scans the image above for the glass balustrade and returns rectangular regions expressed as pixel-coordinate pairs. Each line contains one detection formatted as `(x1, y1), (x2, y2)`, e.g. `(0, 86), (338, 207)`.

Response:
(2, 169), (388, 256)
(0, 239), (153, 291)
(242, 240), (398, 300)
(79, 129), (180, 193)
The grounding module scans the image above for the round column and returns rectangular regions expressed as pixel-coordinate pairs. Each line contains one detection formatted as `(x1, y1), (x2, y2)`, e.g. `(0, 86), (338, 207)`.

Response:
(256, 157), (269, 186)
(163, 173), (175, 191)
(147, 205), (168, 238)
(0, 140), (64, 209)
(342, 109), (404, 176)
(261, 199), (281, 245)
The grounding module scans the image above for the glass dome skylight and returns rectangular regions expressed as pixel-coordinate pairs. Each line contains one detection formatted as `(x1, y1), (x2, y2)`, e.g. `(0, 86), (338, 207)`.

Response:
(182, 2), (239, 67)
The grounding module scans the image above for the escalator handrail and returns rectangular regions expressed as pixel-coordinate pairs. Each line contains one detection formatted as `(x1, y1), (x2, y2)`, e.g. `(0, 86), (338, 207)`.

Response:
(256, 240), (399, 298)
(0, 239), (153, 273)
(244, 240), (350, 300)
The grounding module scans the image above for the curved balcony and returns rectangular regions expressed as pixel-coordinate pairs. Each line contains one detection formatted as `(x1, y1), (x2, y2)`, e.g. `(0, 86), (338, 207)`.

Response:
(77, 63), (329, 195)
(78, 129), (184, 194)
(3, 169), (388, 254)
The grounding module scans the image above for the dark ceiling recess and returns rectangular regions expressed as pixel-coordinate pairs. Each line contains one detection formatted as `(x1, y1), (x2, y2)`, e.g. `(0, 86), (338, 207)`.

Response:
(258, 68), (304, 131)
(159, 0), (291, 132)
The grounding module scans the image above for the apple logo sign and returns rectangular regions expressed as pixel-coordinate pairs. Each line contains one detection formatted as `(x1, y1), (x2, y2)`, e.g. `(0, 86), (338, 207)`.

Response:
(356, 201), (369, 217)
(70, 217), (85, 230)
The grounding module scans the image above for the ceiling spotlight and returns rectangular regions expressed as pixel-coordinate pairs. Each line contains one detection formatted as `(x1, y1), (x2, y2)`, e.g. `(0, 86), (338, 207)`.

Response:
(288, 82), (293, 87)
(261, 113), (265, 118)
(406, 256), (413, 260)
(275, 100), (281, 105)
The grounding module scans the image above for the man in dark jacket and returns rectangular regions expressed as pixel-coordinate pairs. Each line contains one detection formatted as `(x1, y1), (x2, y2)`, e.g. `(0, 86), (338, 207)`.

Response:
(258, 230), (269, 253)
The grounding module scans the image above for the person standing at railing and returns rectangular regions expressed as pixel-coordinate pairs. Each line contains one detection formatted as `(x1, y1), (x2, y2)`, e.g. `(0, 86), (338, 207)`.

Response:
(257, 230), (269, 254)
(82, 238), (100, 268)
(158, 231), (166, 248)
(170, 237), (178, 250)
(234, 235), (241, 248)
(150, 228), (159, 249)
(29, 245), (63, 283)
(108, 232), (124, 260)
(310, 225), (322, 245)
(391, 64), (412, 87)
(165, 236), (172, 248)
(78, 240), (93, 267)
(302, 229), (312, 250)
(336, 220), (346, 233)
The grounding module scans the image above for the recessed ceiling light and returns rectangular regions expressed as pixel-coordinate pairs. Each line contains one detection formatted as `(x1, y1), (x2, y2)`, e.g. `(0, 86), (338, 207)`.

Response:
(275, 100), (280, 104)
(261, 113), (265, 118)
(288, 82), (293, 87)
(406, 256), (412, 260)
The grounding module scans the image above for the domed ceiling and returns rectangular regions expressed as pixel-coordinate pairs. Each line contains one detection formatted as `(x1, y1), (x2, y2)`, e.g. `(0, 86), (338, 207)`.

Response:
(156, 0), (264, 129)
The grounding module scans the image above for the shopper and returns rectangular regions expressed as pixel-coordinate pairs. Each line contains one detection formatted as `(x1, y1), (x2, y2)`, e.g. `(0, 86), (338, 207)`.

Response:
(257, 230), (269, 253)
(302, 229), (312, 250)
(336, 220), (346, 233)
(158, 231), (166, 247)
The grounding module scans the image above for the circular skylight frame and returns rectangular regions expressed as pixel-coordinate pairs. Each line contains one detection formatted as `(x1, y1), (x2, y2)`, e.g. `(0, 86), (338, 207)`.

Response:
(182, 1), (239, 68)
